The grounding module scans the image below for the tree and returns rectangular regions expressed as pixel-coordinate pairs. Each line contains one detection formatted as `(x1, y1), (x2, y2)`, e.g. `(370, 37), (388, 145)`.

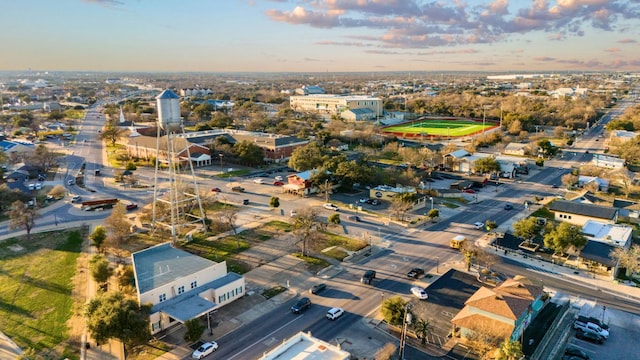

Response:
(466, 324), (503, 359)
(84, 292), (151, 351)
(47, 184), (66, 199)
(537, 139), (558, 158)
(233, 140), (264, 166)
(543, 222), (587, 254)
(380, 295), (410, 326)
(485, 220), (498, 231)
(291, 208), (324, 256)
(390, 195), (413, 222)
(461, 242), (477, 271)
(561, 173), (578, 189)
(288, 143), (326, 171)
(101, 123), (127, 146)
(28, 144), (58, 172)
(328, 213), (340, 225)
(104, 203), (131, 260)
(114, 264), (135, 291)
(90, 225), (107, 252)
(269, 196), (280, 208)
(183, 318), (205, 343)
(512, 217), (541, 240)
(413, 318), (433, 345)
(317, 179), (333, 203)
(475, 247), (499, 271)
(496, 339), (523, 360)
(610, 245), (640, 277)
(219, 207), (240, 248)
(427, 208), (439, 219)
(8, 200), (38, 242)
(474, 157), (501, 174)
(89, 254), (113, 287)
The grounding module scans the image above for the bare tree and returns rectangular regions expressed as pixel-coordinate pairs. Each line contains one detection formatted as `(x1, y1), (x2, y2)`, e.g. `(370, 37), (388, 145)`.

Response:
(475, 247), (499, 271)
(466, 323), (504, 358)
(104, 203), (131, 261)
(219, 207), (240, 248)
(8, 200), (38, 242)
(610, 245), (640, 277)
(390, 196), (413, 222)
(291, 208), (324, 256)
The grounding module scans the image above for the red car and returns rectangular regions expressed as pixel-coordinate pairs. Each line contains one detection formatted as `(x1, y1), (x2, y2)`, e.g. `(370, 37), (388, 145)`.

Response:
(273, 181), (284, 186)
(211, 187), (222, 192)
(462, 189), (476, 194)
(126, 203), (138, 210)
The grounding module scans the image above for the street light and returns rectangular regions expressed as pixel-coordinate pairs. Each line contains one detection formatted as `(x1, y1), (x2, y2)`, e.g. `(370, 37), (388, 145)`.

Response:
(429, 197), (434, 210)
(436, 257), (439, 274)
(218, 153), (224, 169)
(398, 303), (413, 360)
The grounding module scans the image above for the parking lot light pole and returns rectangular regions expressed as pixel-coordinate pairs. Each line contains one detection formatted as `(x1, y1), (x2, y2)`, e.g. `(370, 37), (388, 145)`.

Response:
(436, 257), (439, 273)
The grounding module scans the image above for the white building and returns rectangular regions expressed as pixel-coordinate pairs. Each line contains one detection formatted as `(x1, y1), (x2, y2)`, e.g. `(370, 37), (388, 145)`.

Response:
(582, 220), (633, 249)
(258, 331), (351, 360)
(578, 176), (609, 192)
(591, 154), (625, 169)
(132, 243), (245, 335)
(290, 94), (383, 117)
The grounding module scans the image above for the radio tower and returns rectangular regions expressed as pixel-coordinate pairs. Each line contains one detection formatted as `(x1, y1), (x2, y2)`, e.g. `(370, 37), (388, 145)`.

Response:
(152, 89), (205, 243)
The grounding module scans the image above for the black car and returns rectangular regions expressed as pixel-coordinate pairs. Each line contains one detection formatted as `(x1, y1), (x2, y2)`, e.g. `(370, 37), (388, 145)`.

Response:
(310, 283), (327, 294)
(564, 346), (590, 359)
(407, 268), (425, 279)
(575, 329), (604, 344)
(361, 270), (376, 285)
(290, 297), (311, 314)
(232, 186), (245, 192)
(242, 199), (250, 205)
(504, 204), (513, 210)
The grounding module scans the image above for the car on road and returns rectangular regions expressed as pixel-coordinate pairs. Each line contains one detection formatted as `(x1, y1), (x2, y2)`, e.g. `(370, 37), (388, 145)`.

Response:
(361, 270), (376, 285)
(242, 199), (250, 205)
(310, 283), (326, 294)
(232, 186), (245, 192)
(253, 178), (265, 184)
(126, 203), (138, 210)
(275, 176), (283, 181)
(551, 184), (559, 188)
(326, 307), (344, 320)
(359, 198), (368, 203)
(67, 179), (75, 186)
(564, 346), (590, 359)
(71, 195), (82, 203)
(290, 210), (297, 217)
(290, 297), (311, 314)
(211, 187), (221, 192)
(411, 287), (429, 300)
(473, 222), (485, 230)
(407, 268), (425, 279)
(273, 181), (284, 186)
(504, 204), (513, 210)
(347, 215), (361, 222)
(366, 199), (381, 206)
(323, 203), (339, 211)
(191, 341), (219, 359)
(462, 188), (476, 194)
(575, 329), (604, 344)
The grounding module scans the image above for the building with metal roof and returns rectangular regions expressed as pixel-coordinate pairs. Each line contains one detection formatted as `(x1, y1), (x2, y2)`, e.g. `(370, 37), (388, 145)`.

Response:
(549, 200), (618, 226)
(258, 331), (350, 360)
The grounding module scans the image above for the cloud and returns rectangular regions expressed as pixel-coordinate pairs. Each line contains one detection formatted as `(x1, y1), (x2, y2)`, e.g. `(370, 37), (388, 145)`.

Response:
(264, 0), (640, 49)
(82, 0), (124, 7)
(604, 47), (620, 52)
(617, 38), (637, 44)
(533, 56), (556, 62)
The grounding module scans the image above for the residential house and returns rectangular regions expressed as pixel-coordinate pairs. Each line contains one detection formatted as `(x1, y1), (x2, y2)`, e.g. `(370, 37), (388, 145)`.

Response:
(609, 130), (638, 144)
(549, 200), (618, 226)
(451, 276), (546, 343)
(578, 241), (618, 279)
(341, 107), (377, 121)
(502, 143), (530, 157)
(613, 198), (640, 223)
(132, 242), (245, 335)
(283, 169), (334, 196)
(591, 154), (625, 169)
(578, 176), (609, 192)
(582, 220), (632, 248)
(443, 150), (530, 178)
(0, 140), (35, 156)
(566, 190), (608, 205)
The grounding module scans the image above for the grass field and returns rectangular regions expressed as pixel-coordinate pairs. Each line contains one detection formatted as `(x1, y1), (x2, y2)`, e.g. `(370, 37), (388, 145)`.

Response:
(382, 118), (497, 138)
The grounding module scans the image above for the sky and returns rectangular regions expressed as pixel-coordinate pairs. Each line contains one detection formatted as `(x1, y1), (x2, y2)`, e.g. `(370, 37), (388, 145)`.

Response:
(1, 0), (639, 73)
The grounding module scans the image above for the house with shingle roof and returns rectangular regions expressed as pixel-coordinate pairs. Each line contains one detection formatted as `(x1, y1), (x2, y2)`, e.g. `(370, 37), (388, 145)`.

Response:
(451, 276), (546, 342)
(132, 242), (245, 335)
(549, 200), (618, 226)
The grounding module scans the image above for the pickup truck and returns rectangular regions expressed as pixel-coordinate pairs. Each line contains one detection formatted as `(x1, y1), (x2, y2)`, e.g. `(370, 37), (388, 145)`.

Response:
(574, 318), (609, 340)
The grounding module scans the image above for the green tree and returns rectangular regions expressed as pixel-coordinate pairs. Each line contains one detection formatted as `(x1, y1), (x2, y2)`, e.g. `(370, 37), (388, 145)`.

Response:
(485, 220), (498, 231)
(28, 144), (58, 172)
(328, 213), (340, 225)
(512, 217), (541, 240)
(543, 222), (586, 253)
(427, 208), (439, 219)
(100, 122), (127, 146)
(380, 296), (410, 326)
(413, 318), (433, 345)
(461, 242), (477, 271)
(474, 157), (501, 174)
(84, 292), (151, 351)
(334, 160), (374, 189)
(291, 208), (324, 256)
(269, 196), (280, 208)
(89, 254), (113, 287)
(183, 318), (205, 343)
(90, 225), (107, 252)
(8, 200), (38, 242)
(610, 245), (640, 277)
(496, 339), (523, 360)
(288, 143), (326, 171)
(233, 140), (264, 166)
(537, 139), (558, 158)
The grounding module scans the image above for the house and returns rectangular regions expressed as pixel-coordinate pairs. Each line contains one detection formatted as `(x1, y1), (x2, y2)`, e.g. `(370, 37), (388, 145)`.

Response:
(0, 140), (36, 155)
(578, 241), (618, 279)
(283, 169), (330, 196)
(502, 143), (530, 156)
(549, 200), (618, 226)
(582, 220), (632, 248)
(591, 154), (625, 169)
(609, 130), (638, 144)
(613, 198), (640, 223)
(451, 276), (546, 343)
(578, 176), (609, 192)
(132, 242), (245, 335)
(258, 331), (350, 360)
(566, 190), (609, 205)
(124, 135), (212, 167)
(341, 107), (377, 121)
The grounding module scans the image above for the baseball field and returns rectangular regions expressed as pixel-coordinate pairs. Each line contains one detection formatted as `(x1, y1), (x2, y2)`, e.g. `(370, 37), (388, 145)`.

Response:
(381, 117), (498, 138)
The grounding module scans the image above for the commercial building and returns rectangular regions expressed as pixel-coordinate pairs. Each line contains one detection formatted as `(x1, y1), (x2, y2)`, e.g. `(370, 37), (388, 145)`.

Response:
(258, 331), (350, 360)
(290, 94), (383, 117)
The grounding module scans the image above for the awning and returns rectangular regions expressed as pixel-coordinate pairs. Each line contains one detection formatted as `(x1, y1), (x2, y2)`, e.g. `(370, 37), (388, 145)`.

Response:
(156, 294), (217, 323)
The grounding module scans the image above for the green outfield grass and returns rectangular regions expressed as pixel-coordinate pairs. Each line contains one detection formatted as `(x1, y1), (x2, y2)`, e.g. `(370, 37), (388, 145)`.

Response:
(383, 119), (496, 137)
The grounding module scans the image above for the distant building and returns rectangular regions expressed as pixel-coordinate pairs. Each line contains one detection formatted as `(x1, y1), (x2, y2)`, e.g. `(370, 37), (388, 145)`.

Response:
(290, 94), (383, 117)
(341, 107), (377, 121)
(180, 88), (213, 97)
(258, 331), (350, 360)
(591, 154), (625, 169)
(502, 143), (530, 157)
(578, 176), (609, 192)
(549, 200), (618, 226)
(609, 130), (638, 143)
(294, 85), (326, 95)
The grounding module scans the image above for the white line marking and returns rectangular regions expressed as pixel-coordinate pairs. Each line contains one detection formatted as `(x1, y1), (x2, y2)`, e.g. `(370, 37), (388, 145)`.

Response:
(227, 316), (302, 359)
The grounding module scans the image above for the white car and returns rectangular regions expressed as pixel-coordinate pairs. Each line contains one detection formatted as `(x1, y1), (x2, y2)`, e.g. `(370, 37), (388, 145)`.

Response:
(358, 198), (368, 203)
(192, 341), (218, 359)
(473, 222), (484, 230)
(411, 287), (429, 300)
(290, 210), (297, 217)
(275, 175), (284, 181)
(253, 178), (265, 184)
(323, 203), (339, 211)
(326, 307), (344, 320)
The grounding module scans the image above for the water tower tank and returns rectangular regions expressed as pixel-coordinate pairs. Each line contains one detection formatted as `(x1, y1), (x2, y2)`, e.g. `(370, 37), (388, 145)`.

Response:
(156, 89), (181, 131)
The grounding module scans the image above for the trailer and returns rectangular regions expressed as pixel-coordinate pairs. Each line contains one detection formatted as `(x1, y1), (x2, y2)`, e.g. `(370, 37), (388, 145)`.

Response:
(81, 198), (119, 211)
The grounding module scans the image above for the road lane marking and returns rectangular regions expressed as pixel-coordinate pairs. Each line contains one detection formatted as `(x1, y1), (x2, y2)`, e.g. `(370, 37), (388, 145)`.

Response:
(227, 315), (303, 359)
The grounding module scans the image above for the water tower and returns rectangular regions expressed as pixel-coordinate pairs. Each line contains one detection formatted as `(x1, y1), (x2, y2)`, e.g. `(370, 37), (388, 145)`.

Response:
(152, 89), (205, 242)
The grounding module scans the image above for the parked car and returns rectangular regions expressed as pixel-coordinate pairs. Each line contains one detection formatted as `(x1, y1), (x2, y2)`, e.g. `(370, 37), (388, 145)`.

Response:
(361, 270), (376, 285)
(126, 203), (138, 210)
(253, 178), (265, 184)
(310, 283), (327, 294)
(473, 222), (485, 230)
(242, 199), (250, 205)
(575, 329), (604, 344)
(564, 346), (590, 359)
(290, 297), (312, 314)
(71, 195), (82, 203)
(504, 204), (513, 210)
(462, 188), (476, 194)
(232, 186), (245, 192)
(574, 319), (609, 339)
(211, 187), (222, 192)
(366, 199), (381, 205)
(326, 307), (344, 320)
(407, 268), (425, 279)
(347, 215), (361, 222)
(411, 287), (428, 300)
(191, 341), (219, 359)
(67, 179), (75, 186)
(273, 181), (284, 186)
(323, 203), (339, 211)
(358, 198), (368, 203)
(290, 210), (297, 217)
(275, 175), (283, 181)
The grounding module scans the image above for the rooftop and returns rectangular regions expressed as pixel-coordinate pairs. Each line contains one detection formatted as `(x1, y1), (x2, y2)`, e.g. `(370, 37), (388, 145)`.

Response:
(258, 331), (350, 360)
(549, 200), (618, 220)
(582, 220), (632, 247)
